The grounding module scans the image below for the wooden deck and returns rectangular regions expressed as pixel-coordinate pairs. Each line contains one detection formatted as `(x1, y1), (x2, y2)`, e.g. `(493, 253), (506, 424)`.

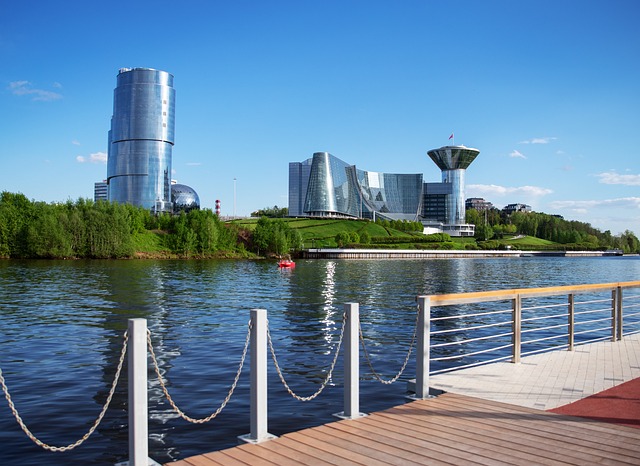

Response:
(166, 391), (640, 465)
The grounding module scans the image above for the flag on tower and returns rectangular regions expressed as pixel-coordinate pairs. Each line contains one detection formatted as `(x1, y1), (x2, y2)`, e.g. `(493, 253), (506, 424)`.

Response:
(449, 133), (454, 140)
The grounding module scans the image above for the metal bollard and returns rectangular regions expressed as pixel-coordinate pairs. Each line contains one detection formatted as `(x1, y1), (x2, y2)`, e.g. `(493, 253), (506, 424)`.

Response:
(115, 319), (160, 466)
(407, 296), (431, 400)
(334, 303), (366, 420)
(238, 309), (276, 444)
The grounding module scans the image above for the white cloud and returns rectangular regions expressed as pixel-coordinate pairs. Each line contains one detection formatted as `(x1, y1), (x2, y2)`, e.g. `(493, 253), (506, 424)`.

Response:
(72, 140), (81, 146)
(186, 162), (203, 166)
(8, 80), (63, 101)
(76, 152), (107, 164)
(509, 150), (526, 159)
(467, 184), (553, 197)
(519, 137), (557, 144)
(549, 197), (640, 211)
(596, 171), (640, 186)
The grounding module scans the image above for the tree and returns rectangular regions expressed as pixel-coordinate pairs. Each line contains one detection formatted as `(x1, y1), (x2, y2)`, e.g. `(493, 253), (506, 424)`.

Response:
(251, 205), (288, 218)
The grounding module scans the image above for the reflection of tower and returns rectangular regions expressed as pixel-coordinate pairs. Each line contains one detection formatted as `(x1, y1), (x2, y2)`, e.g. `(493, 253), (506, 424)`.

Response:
(426, 145), (479, 230)
(107, 67), (176, 214)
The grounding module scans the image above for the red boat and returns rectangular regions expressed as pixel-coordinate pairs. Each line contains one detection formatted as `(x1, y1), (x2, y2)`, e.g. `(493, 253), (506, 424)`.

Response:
(277, 259), (296, 268)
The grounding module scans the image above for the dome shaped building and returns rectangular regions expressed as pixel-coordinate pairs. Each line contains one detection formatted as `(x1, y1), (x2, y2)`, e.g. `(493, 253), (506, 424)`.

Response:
(171, 184), (200, 213)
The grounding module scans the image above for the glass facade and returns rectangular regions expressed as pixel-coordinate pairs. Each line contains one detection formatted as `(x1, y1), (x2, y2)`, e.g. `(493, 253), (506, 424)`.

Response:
(304, 152), (360, 217)
(288, 145), (479, 235)
(107, 68), (175, 213)
(171, 184), (200, 213)
(288, 159), (312, 217)
(355, 169), (423, 219)
(294, 152), (422, 220)
(442, 169), (466, 224)
(423, 182), (452, 222)
(427, 145), (480, 228)
(94, 181), (108, 202)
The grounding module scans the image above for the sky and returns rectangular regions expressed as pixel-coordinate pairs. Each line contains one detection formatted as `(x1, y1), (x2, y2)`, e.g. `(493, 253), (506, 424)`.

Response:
(1, 1), (639, 236)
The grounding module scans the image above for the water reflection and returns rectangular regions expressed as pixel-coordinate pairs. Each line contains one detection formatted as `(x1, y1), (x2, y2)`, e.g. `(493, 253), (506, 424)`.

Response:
(0, 257), (638, 465)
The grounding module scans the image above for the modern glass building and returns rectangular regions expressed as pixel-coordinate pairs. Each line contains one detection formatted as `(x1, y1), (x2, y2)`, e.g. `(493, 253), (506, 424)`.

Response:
(288, 159), (313, 217)
(107, 67), (176, 213)
(94, 181), (108, 202)
(171, 183), (200, 213)
(289, 145), (479, 236)
(425, 145), (480, 236)
(290, 152), (423, 221)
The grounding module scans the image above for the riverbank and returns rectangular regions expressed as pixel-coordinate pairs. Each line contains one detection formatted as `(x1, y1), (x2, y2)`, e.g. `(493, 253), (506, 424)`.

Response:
(302, 248), (627, 259)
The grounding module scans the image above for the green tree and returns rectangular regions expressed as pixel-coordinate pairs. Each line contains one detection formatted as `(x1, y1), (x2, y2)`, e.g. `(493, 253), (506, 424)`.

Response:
(335, 231), (350, 247)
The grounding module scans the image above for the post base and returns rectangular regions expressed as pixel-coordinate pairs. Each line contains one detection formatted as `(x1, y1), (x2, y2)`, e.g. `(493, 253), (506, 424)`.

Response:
(115, 458), (161, 466)
(332, 411), (368, 420)
(237, 432), (278, 444)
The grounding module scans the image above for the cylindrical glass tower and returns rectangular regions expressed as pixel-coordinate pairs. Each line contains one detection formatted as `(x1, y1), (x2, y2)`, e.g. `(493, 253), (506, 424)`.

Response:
(427, 145), (480, 225)
(107, 68), (175, 213)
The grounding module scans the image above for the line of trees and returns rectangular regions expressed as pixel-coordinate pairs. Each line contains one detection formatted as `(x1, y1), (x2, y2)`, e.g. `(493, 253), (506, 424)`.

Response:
(467, 208), (639, 253)
(0, 192), (242, 259)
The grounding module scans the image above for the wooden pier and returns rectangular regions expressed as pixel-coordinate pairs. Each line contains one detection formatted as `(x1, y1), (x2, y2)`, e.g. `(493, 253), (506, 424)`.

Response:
(167, 390), (640, 465)
(167, 333), (640, 465)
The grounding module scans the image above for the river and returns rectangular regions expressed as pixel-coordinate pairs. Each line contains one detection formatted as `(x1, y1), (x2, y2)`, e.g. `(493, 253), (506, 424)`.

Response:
(0, 256), (638, 465)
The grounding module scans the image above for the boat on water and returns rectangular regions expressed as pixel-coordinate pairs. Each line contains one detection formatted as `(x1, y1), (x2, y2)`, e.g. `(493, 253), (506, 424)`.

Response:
(277, 259), (296, 268)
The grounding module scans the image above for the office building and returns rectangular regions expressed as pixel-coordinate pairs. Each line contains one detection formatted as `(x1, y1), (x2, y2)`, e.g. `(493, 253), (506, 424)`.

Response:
(289, 152), (423, 221)
(503, 203), (531, 215)
(466, 197), (494, 212)
(288, 159), (313, 217)
(94, 181), (108, 202)
(106, 67), (176, 213)
(289, 145), (479, 236)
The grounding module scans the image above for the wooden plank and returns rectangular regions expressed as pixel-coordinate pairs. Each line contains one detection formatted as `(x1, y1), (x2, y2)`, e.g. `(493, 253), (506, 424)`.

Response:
(438, 394), (640, 445)
(237, 439), (331, 466)
(309, 423), (463, 466)
(363, 409), (568, 466)
(286, 429), (388, 466)
(405, 395), (640, 463)
(212, 445), (283, 466)
(166, 392), (640, 466)
(428, 280), (640, 305)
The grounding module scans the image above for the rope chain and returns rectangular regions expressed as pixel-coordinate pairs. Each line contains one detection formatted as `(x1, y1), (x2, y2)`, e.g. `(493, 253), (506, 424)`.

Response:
(147, 321), (251, 424)
(359, 304), (420, 384)
(0, 330), (129, 452)
(267, 312), (347, 401)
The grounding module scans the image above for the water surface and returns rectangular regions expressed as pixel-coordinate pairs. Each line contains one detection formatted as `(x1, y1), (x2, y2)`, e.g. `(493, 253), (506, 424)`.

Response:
(0, 257), (638, 465)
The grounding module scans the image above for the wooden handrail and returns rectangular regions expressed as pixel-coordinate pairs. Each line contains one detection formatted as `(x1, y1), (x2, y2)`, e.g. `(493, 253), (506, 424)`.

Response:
(425, 281), (640, 306)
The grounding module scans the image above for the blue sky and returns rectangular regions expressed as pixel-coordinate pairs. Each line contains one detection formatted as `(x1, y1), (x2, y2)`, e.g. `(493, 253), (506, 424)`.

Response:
(1, 1), (639, 235)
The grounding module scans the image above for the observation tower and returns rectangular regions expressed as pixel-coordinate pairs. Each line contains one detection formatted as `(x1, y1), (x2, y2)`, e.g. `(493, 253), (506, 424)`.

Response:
(427, 145), (479, 233)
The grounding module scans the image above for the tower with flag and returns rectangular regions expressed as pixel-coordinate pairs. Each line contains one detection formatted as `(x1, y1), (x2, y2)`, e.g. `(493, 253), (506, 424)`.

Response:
(423, 142), (480, 237)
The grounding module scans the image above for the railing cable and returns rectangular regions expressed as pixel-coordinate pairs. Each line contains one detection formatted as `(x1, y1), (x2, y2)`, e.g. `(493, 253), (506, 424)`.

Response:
(267, 312), (346, 401)
(360, 304), (420, 384)
(147, 321), (251, 424)
(0, 330), (129, 452)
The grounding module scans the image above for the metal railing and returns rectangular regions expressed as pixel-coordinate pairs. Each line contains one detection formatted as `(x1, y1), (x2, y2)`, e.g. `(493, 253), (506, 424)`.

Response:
(1, 280), (639, 465)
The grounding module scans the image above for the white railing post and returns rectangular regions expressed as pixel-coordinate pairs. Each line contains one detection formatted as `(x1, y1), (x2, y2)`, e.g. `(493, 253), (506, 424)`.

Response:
(334, 303), (366, 419)
(616, 286), (623, 341)
(239, 309), (276, 444)
(611, 289), (618, 342)
(568, 293), (575, 351)
(118, 319), (160, 466)
(512, 295), (521, 363)
(412, 296), (431, 399)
